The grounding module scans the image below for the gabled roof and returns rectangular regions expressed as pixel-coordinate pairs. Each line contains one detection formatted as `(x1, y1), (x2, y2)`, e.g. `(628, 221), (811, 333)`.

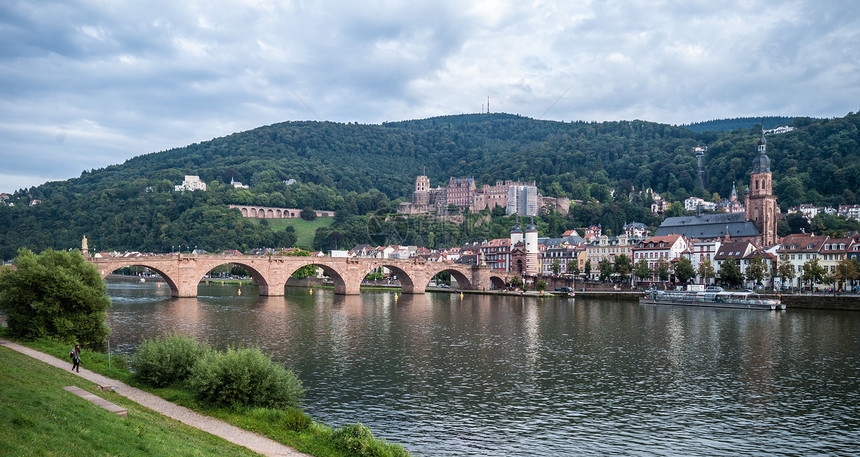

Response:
(636, 234), (685, 250)
(779, 234), (828, 253)
(714, 241), (754, 260)
(656, 212), (759, 239)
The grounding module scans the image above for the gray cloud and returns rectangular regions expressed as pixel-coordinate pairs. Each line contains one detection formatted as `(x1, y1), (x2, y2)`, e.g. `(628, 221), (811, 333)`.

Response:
(1, 0), (858, 193)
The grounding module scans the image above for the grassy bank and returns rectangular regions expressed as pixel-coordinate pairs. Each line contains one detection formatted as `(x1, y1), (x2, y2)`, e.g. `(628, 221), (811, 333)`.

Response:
(4, 332), (409, 457)
(249, 217), (333, 250)
(0, 346), (260, 457)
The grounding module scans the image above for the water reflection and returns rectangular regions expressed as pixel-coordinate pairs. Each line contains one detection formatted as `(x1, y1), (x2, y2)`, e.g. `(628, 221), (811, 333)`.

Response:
(105, 282), (860, 457)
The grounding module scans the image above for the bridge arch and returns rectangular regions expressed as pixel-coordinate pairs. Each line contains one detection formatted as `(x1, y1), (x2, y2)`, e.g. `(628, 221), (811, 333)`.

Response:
(98, 262), (181, 297)
(202, 261), (271, 295)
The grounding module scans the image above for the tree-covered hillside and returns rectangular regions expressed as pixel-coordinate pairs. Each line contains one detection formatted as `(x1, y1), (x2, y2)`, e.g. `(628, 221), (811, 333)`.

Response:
(1, 111), (858, 259)
(681, 116), (802, 133)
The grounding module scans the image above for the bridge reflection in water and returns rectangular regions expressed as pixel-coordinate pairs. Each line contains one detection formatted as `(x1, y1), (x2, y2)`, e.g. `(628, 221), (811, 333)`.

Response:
(89, 254), (511, 297)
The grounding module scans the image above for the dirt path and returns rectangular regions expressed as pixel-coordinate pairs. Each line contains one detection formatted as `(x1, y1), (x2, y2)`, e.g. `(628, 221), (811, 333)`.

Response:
(0, 339), (311, 457)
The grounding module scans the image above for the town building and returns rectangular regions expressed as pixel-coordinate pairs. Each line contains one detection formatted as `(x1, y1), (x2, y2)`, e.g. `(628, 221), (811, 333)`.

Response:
(586, 234), (638, 280)
(631, 234), (688, 283)
(777, 233), (828, 289)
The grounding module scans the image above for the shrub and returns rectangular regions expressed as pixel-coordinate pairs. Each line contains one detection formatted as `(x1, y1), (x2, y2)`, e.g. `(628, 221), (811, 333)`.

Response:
(0, 248), (111, 344)
(250, 406), (312, 432)
(133, 334), (207, 387)
(332, 423), (411, 457)
(188, 346), (304, 409)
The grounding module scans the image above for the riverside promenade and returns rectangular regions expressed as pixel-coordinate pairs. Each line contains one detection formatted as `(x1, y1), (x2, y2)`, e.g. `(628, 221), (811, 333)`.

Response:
(0, 338), (310, 457)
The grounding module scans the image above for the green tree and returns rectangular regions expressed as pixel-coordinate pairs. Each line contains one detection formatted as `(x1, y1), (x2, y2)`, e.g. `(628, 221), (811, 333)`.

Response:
(0, 249), (111, 344)
(776, 252), (796, 288)
(745, 255), (769, 287)
(719, 257), (744, 288)
(300, 207), (317, 221)
(633, 258), (651, 284)
(614, 254), (632, 283)
(551, 259), (561, 276)
(674, 257), (696, 286)
(584, 260), (592, 278)
(801, 258), (826, 291)
(655, 259), (670, 285)
(509, 275), (523, 289)
(568, 260), (580, 277)
(535, 279), (547, 292)
(697, 259), (715, 285)
(834, 258), (857, 290)
(598, 258), (613, 282)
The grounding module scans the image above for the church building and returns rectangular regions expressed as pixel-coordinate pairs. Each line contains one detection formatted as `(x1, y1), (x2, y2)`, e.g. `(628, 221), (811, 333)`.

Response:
(656, 132), (779, 246)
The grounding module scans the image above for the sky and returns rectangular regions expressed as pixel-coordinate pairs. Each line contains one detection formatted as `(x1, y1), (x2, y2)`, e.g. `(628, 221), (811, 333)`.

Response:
(2, 0), (859, 193)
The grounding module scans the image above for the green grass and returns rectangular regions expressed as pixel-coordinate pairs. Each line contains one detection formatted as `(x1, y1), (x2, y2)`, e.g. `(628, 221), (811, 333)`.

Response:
(3, 331), (411, 457)
(0, 346), (260, 457)
(250, 217), (334, 250)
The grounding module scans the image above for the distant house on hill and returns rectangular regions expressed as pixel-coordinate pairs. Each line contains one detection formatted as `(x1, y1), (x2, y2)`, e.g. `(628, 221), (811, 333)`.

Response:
(174, 175), (207, 192)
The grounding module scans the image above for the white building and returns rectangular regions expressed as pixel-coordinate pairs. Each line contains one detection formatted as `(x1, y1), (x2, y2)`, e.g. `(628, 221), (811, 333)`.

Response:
(684, 197), (717, 212)
(506, 185), (538, 217)
(175, 175), (207, 192)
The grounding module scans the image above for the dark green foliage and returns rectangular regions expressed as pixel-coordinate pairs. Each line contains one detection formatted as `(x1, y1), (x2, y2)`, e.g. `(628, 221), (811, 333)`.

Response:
(674, 257), (696, 285)
(188, 346), (304, 409)
(332, 423), (410, 457)
(1, 112), (858, 258)
(133, 334), (208, 387)
(719, 258), (744, 288)
(300, 207), (317, 221)
(682, 116), (801, 133)
(0, 248), (110, 344)
(250, 406), (312, 432)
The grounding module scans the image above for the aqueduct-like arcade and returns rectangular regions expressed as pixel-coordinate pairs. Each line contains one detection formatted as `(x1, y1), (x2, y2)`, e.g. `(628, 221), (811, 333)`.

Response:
(88, 254), (511, 297)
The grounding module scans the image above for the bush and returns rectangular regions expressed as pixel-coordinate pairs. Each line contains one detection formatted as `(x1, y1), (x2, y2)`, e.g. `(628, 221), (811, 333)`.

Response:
(188, 346), (304, 409)
(300, 207), (317, 221)
(133, 334), (207, 387)
(332, 423), (411, 457)
(250, 406), (312, 432)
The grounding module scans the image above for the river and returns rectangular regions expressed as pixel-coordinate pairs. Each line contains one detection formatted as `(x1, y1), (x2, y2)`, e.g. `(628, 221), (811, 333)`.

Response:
(105, 281), (859, 456)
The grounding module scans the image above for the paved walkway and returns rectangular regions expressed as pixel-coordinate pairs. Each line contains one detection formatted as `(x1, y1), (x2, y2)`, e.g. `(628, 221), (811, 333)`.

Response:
(0, 339), (310, 457)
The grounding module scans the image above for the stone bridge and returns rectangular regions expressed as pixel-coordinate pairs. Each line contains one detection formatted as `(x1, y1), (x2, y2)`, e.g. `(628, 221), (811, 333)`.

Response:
(88, 254), (512, 297)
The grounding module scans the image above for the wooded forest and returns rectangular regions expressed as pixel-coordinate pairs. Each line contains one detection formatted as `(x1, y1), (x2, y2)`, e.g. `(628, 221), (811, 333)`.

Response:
(1, 111), (858, 259)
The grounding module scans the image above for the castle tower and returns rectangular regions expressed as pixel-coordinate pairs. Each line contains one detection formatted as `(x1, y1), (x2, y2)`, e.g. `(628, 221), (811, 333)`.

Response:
(744, 132), (778, 245)
(413, 175), (430, 205)
(510, 218), (523, 246)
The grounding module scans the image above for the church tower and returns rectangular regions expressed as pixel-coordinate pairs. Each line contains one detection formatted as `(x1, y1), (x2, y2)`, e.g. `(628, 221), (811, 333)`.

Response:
(744, 132), (778, 245)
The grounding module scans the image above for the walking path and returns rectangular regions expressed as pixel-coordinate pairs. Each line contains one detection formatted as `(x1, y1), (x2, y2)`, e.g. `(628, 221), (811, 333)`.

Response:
(0, 339), (310, 457)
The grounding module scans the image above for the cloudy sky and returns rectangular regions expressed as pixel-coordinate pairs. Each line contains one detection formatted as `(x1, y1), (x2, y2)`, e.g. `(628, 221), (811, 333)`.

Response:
(2, 0), (859, 193)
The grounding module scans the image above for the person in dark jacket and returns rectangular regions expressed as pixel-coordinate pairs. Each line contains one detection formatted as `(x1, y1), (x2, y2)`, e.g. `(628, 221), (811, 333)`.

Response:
(71, 344), (81, 372)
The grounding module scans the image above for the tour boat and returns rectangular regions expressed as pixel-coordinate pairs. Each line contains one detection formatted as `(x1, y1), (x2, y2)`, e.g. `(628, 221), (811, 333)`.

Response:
(640, 290), (785, 311)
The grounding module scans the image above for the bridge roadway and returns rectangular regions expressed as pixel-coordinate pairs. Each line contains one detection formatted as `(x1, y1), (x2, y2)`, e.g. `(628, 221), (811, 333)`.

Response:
(88, 254), (510, 297)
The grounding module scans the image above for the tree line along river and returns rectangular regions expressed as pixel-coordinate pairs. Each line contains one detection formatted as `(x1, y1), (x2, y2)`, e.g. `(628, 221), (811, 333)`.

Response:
(104, 281), (859, 456)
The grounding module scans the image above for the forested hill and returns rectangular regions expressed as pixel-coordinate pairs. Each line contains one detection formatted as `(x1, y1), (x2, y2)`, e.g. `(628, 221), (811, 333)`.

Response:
(681, 116), (803, 133)
(1, 111), (858, 259)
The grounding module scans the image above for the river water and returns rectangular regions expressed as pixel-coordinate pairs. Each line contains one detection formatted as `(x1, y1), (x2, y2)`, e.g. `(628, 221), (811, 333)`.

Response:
(105, 282), (859, 456)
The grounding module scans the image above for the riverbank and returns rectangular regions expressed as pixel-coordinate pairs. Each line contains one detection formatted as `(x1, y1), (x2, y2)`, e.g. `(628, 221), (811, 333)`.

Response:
(0, 340), (296, 457)
(0, 332), (410, 457)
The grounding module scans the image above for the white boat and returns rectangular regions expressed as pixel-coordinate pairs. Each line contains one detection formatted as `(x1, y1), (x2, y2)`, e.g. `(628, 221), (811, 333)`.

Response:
(640, 290), (785, 310)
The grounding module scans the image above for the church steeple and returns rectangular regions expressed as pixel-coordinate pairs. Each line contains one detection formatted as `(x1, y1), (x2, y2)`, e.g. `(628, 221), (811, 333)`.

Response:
(752, 131), (771, 174)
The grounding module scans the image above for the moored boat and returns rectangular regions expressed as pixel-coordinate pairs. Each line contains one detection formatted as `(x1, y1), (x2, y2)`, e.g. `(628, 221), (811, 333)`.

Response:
(640, 290), (785, 310)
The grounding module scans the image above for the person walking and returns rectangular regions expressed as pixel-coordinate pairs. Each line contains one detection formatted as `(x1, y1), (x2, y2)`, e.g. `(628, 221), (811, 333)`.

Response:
(70, 344), (81, 372)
